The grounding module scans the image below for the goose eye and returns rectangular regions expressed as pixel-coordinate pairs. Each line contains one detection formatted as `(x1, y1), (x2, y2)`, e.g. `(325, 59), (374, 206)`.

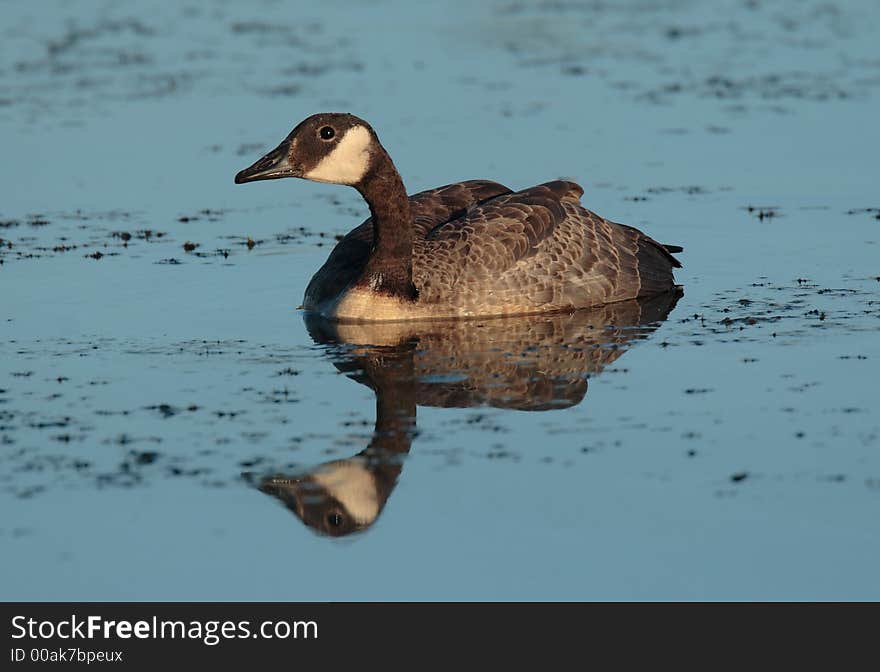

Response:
(327, 513), (343, 527)
(319, 126), (335, 140)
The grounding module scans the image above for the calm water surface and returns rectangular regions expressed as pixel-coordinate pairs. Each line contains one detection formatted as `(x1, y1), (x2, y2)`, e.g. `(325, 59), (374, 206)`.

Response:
(1, 0), (879, 600)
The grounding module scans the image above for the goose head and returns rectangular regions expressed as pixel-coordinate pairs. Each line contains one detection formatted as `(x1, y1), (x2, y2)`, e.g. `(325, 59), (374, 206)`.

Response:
(234, 112), (379, 187)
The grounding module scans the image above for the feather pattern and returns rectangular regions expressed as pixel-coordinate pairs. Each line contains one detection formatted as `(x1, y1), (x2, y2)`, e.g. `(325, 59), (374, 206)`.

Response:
(304, 179), (512, 307)
(305, 179), (682, 318)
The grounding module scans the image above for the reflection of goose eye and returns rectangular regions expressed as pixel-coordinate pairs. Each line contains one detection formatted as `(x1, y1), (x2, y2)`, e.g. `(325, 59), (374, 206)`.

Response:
(327, 513), (343, 528)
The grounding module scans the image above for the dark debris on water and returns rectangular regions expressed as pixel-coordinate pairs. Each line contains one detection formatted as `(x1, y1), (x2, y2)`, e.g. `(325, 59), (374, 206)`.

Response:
(742, 205), (781, 220)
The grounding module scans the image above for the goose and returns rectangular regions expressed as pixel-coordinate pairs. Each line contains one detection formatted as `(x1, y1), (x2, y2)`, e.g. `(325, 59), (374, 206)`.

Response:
(235, 113), (682, 322)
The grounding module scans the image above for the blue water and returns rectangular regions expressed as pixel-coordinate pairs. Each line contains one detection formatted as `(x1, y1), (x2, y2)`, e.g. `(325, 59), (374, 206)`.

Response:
(1, 0), (879, 600)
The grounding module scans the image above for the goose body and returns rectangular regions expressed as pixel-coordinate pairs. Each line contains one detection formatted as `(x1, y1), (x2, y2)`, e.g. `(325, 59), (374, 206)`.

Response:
(235, 113), (682, 322)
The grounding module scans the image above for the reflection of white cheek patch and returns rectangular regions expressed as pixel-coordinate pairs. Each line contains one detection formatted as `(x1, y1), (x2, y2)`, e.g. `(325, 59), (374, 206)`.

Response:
(312, 458), (380, 524)
(305, 125), (371, 185)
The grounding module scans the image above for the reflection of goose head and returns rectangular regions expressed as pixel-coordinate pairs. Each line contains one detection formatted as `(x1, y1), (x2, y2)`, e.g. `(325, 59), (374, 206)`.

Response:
(259, 343), (416, 537)
(258, 291), (681, 537)
(259, 453), (406, 537)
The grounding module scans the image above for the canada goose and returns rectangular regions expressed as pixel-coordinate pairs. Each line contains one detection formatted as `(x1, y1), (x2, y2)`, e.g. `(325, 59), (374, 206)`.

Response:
(257, 291), (681, 536)
(235, 113), (682, 322)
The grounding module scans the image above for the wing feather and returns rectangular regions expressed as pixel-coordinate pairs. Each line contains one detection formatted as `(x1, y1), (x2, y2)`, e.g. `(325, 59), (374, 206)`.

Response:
(415, 180), (679, 310)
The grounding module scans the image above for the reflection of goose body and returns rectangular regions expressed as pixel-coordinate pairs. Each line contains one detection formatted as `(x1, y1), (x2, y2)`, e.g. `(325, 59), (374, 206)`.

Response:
(258, 292), (681, 536)
(235, 113), (682, 322)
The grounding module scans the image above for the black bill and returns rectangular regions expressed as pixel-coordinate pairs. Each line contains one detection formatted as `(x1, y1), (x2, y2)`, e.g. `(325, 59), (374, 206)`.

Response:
(234, 140), (300, 184)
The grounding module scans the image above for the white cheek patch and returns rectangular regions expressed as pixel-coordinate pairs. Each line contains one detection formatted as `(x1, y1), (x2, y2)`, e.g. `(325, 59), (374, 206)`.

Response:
(311, 458), (380, 524)
(305, 125), (372, 185)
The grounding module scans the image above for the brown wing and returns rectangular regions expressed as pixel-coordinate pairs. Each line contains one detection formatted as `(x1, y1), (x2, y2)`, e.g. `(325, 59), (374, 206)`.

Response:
(411, 180), (513, 238)
(422, 180), (580, 271)
(415, 181), (581, 308)
(415, 180), (680, 311)
(303, 180), (512, 306)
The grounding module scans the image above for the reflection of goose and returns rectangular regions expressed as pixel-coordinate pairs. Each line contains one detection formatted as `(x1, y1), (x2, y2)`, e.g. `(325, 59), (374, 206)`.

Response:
(258, 291), (681, 537)
(235, 113), (682, 322)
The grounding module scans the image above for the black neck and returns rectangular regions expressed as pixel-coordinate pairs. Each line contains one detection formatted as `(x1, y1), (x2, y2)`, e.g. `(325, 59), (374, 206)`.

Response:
(355, 149), (417, 299)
